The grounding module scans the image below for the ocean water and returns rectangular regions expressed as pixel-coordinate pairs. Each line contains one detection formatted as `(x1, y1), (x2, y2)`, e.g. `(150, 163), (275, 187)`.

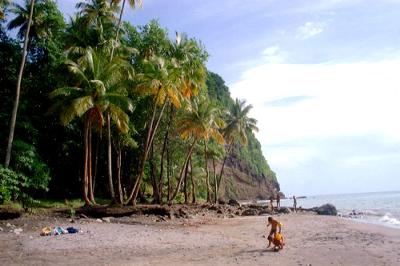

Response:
(270, 191), (400, 229)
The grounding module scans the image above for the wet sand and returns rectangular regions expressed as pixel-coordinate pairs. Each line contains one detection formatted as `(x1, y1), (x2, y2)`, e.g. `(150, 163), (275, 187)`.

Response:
(1, 213), (400, 265)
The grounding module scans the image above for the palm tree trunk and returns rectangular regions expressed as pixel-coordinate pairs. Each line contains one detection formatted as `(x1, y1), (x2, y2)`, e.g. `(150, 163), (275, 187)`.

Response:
(184, 161), (189, 204)
(169, 138), (197, 203)
(190, 157), (196, 203)
(4, 0), (35, 167)
(116, 144), (123, 204)
(110, 0), (126, 60)
(126, 97), (168, 205)
(88, 121), (95, 204)
(217, 142), (233, 193)
(212, 158), (218, 204)
(150, 142), (160, 203)
(167, 138), (171, 202)
(92, 132), (100, 193)
(83, 117), (91, 205)
(204, 141), (210, 203)
(158, 104), (173, 203)
(107, 114), (115, 201)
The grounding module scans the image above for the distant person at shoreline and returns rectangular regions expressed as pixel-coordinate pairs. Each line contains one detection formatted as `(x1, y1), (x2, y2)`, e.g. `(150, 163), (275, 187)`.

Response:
(276, 194), (281, 208)
(266, 216), (282, 248)
(269, 195), (274, 211)
(293, 196), (297, 212)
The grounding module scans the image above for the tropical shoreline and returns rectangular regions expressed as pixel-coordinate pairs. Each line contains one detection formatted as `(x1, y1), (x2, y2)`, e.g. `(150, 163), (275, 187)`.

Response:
(1, 212), (400, 265)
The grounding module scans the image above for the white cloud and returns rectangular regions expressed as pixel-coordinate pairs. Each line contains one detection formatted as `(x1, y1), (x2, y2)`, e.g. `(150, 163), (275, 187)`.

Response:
(230, 60), (400, 169)
(297, 21), (327, 39)
(261, 45), (288, 63)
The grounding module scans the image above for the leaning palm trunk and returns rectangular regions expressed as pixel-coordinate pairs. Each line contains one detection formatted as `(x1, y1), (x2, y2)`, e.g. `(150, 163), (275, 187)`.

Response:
(169, 139), (197, 203)
(217, 142), (234, 194)
(4, 0), (35, 167)
(125, 97), (168, 205)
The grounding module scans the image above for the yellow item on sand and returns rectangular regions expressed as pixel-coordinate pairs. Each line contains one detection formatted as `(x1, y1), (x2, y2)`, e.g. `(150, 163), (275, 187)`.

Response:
(40, 226), (52, 236)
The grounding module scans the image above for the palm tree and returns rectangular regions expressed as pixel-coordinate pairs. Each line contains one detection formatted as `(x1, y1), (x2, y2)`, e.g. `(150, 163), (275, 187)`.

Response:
(76, 0), (117, 42)
(106, 0), (141, 203)
(109, 0), (142, 59)
(49, 47), (134, 205)
(125, 55), (182, 204)
(218, 98), (258, 192)
(4, 0), (35, 168)
(169, 98), (225, 203)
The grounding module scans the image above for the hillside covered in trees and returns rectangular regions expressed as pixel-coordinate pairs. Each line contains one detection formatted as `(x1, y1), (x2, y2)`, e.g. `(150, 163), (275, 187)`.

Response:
(0, 0), (279, 206)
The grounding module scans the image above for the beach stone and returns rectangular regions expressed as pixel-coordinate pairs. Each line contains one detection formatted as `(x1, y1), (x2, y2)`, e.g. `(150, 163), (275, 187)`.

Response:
(102, 217), (111, 223)
(228, 199), (240, 207)
(13, 228), (23, 235)
(218, 199), (226, 205)
(277, 207), (291, 214)
(313, 204), (337, 216)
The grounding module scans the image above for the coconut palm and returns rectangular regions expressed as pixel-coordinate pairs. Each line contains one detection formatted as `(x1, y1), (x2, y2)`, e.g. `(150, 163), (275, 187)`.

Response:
(4, 0), (35, 168)
(107, 0), (141, 203)
(76, 0), (117, 42)
(169, 98), (225, 203)
(218, 98), (258, 191)
(125, 55), (182, 204)
(49, 47), (134, 205)
(110, 0), (142, 58)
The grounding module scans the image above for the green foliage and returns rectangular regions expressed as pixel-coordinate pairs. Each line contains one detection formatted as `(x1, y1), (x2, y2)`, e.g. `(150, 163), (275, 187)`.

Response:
(206, 71), (277, 183)
(0, 1), (278, 205)
(0, 166), (19, 203)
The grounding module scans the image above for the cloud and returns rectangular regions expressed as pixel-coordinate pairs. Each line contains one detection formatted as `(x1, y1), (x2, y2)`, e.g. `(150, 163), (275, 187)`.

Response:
(297, 21), (327, 39)
(261, 45), (289, 63)
(265, 95), (313, 107)
(230, 59), (400, 194)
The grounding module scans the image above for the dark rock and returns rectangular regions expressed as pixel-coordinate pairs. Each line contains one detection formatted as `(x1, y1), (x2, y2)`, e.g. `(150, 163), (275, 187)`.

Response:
(217, 209), (223, 214)
(241, 209), (258, 216)
(218, 199), (226, 205)
(312, 204), (337, 216)
(277, 207), (291, 214)
(259, 209), (272, 215)
(228, 199), (241, 206)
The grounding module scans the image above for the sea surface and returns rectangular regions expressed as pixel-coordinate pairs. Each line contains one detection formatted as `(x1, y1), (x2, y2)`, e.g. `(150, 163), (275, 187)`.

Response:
(263, 191), (400, 229)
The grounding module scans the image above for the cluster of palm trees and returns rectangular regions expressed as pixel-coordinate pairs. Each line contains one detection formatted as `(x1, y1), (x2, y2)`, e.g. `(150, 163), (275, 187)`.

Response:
(4, 0), (258, 206)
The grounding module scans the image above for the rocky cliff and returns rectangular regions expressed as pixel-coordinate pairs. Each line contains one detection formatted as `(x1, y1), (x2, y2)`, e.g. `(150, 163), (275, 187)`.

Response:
(207, 72), (280, 200)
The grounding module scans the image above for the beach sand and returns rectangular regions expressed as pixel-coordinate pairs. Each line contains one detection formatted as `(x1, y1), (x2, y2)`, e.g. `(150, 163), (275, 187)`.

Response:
(1, 213), (400, 265)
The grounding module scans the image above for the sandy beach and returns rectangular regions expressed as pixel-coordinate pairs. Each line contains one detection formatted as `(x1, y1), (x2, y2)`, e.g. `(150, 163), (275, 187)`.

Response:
(1, 212), (400, 266)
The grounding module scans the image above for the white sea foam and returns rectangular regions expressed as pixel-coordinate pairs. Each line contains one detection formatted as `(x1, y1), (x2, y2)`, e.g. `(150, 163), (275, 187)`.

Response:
(379, 214), (400, 226)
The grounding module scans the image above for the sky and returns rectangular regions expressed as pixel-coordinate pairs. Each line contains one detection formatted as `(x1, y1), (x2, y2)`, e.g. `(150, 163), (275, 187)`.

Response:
(35, 0), (400, 195)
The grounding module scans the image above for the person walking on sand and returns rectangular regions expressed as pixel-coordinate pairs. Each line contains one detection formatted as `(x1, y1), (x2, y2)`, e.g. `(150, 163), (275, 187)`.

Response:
(266, 216), (282, 248)
(293, 195), (297, 212)
(276, 194), (281, 208)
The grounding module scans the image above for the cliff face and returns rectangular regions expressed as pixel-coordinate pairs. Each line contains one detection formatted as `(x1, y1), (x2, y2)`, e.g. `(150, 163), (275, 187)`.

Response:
(206, 71), (280, 200)
(217, 152), (280, 201)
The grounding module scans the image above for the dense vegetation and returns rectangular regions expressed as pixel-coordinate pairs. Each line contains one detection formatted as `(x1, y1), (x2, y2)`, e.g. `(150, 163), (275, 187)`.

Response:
(0, 0), (277, 206)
